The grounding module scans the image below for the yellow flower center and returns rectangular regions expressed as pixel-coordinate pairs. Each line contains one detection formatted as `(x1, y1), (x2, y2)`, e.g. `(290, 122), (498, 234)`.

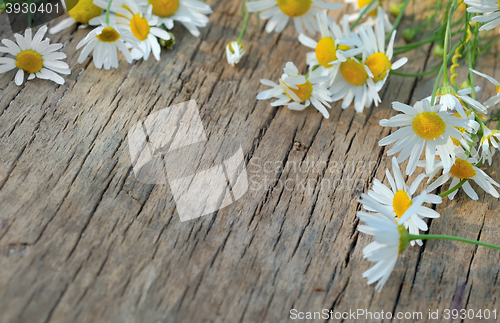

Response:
(315, 37), (338, 68)
(393, 190), (413, 218)
(449, 158), (476, 179)
(283, 80), (313, 102)
(365, 52), (392, 83)
(496, 84), (500, 94)
(15, 50), (44, 74)
(67, 0), (103, 24)
(412, 112), (446, 140)
(277, 0), (312, 17)
(340, 59), (368, 86)
(96, 27), (121, 42)
(130, 14), (150, 41)
(149, 0), (180, 17)
(337, 44), (351, 51)
(358, 0), (377, 16)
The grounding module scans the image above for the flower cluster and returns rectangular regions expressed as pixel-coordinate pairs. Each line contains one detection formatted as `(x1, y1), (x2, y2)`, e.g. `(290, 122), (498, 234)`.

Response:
(252, 6), (406, 116)
(232, 0), (500, 292)
(354, 0), (500, 291)
(0, 0), (212, 84)
(235, 0), (500, 292)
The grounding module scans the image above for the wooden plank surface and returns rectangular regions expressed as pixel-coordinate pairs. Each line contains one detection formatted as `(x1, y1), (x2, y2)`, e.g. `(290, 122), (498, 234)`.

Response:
(1, 1), (499, 322)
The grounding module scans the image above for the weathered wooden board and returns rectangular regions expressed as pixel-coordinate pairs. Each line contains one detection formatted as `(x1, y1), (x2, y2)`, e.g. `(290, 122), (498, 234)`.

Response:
(0, 1), (499, 322)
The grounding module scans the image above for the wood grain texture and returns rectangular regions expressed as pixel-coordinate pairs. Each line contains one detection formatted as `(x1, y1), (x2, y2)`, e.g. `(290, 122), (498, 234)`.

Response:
(0, 1), (499, 322)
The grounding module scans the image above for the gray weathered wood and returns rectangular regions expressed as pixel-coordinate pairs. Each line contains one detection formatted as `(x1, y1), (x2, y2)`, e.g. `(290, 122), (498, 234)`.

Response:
(0, 1), (499, 322)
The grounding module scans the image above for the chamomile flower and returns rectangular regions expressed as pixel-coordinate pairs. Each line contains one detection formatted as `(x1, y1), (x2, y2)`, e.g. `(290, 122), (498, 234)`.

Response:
(465, 0), (500, 31)
(479, 128), (500, 165)
(366, 157), (442, 246)
(246, 0), (342, 34)
(426, 151), (500, 200)
(226, 41), (246, 66)
(140, 0), (212, 37)
(256, 62), (333, 118)
(298, 11), (363, 87)
(345, 0), (392, 32)
(329, 55), (380, 113)
(357, 192), (428, 291)
(430, 85), (487, 119)
(93, 0), (171, 61)
(359, 7), (407, 90)
(49, 0), (103, 34)
(0, 26), (71, 86)
(379, 100), (478, 176)
(76, 20), (141, 69)
(471, 68), (500, 108)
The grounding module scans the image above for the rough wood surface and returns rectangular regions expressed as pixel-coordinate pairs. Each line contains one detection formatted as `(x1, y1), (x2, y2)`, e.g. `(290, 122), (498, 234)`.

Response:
(1, 1), (499, 322)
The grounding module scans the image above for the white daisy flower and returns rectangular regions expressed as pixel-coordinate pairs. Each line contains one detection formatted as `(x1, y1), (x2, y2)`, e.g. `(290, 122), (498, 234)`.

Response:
(357, 192), (428, 291)
(426, 151), (500, 200)
(76, 20), (142, 70)
(379, 100), (479, 176)
(465, 0), (500, 31)
(359, 7), (407, 90)
(49, 0), (103, 34)
(345, 0), (392, 32)
(366, 157), (442, 246)
(139, 0), (212, 37)
(328, 55), (380, 113)
(479, 128), (500, 166)
(471, 68), (500, 108)
(93, 0), (171, 61)
(428, 86), (488, 119)
(298, 11), (363, 87)
(0, 26), (71, 86)
(256, 62), (333, 118)
(246, 0), (342, 34)
(226, 41), (246, 66)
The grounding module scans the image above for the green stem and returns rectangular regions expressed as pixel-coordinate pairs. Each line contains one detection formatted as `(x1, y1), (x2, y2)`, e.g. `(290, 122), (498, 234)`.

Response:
(350, 0), (377, 30)
(475, 115), (488, 131)
(385, 0), (410, 42)
(439, 179), (467, 198)
(106, 0), (113, 25)
(468, 48), (476, 99)
(441, 6), (453, 87)
(409, 234), (500, 251)
(28, 0), (32, 28)
(390, 64), (441, 77)
(430, 64), (444, 106)
(393, 29), (462, 55)
(466, 133), (476, 158)
(430, 42), (461, 105)
(237, 3), (250, 43)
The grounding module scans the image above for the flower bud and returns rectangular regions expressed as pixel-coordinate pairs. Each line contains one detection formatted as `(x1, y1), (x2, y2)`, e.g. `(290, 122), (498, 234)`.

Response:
(159, 32), (176, 49)
(402, 28), (417, 42)
(433, 44), (444, 58)
(389, 2), (405, 17)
